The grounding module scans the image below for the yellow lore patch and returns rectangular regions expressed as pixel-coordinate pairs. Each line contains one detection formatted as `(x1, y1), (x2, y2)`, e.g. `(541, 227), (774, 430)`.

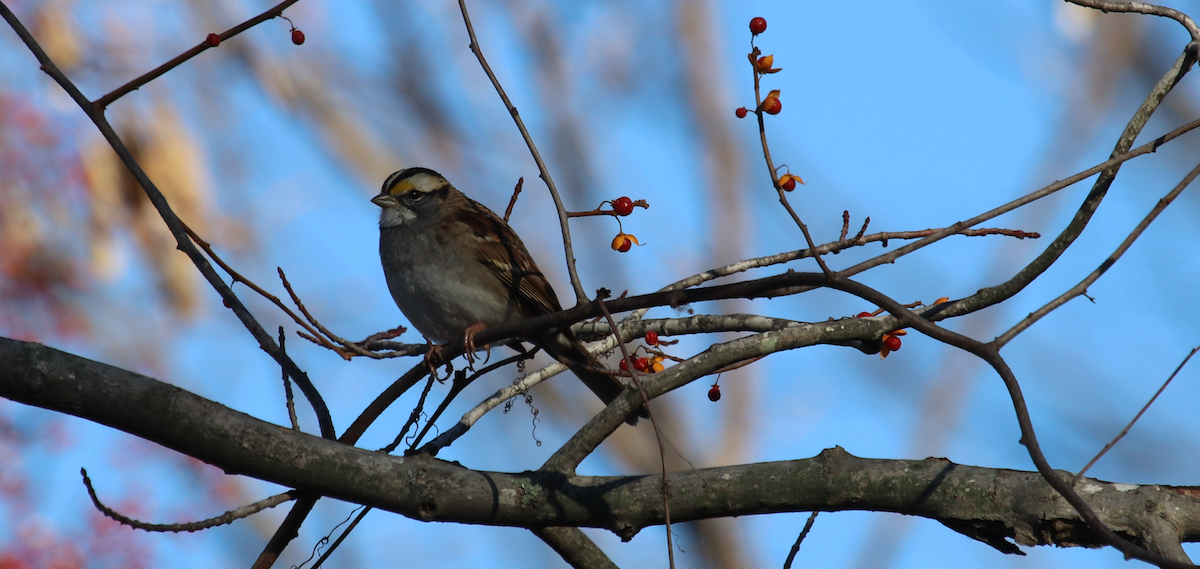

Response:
(389, 179), (415, 196)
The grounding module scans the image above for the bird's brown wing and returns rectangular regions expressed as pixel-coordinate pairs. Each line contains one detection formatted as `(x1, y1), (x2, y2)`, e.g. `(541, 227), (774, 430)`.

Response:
(450, 196), (563, 317)
(450, 193), (643, 424)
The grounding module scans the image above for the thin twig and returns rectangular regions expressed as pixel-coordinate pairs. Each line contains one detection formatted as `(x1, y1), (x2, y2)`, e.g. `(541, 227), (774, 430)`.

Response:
(995, 160), (1200, 347)
(190, 220), (413, 360)
(92, 0), (303, 109)
(412, 351), (536, 454)
(748, 45), (833, 278)
(782, 511), (819, 569)
(311, 507), (371, 569)
(828, 117), (1200, 290)
(927, 48), (1197, 325)
(1066, 0), (1200, 42)
(381, 371), (439, 453)
(852, 217), (870, 242)
(595, 294), (675, 569)
(81, 468), (295, 532)
(277, 268), (411, 359)
(180, 220), (347, 356)
(456, 0), (589, 304)
(1075, 344), (1200, 481)
(565, 199), (650, 218)
(294, 505), (361, 569)
(503, 177), (524, 222)
(280, 327), (299, 431)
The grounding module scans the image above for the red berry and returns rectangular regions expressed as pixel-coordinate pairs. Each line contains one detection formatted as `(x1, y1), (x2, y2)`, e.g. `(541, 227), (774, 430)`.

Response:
(612, 196), (634, 216)
(644, 331), (659, 346)
(749, 17), (767, 35)
(762, 97), (782, 115)
(619, 359), (629, 371)
(616, 238), (632, 253)
(205, 33), (221, 47)
(782, 177), (796, 191)
(633, 357), (649, 372)
(291, 29), (305, 45)
(884, 335), (902, 352)
(735, 107), (748, 119)
(856, 312), (873, 318)
(708, 384), (722, 401)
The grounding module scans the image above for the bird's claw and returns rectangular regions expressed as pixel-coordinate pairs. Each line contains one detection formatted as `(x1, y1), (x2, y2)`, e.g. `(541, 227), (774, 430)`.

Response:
(463, 323), (490, 369)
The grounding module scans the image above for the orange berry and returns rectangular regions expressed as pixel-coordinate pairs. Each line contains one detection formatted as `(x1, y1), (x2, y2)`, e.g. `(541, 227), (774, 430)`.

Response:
(611, 233), (639, 253)
(762, 96), (781, 115)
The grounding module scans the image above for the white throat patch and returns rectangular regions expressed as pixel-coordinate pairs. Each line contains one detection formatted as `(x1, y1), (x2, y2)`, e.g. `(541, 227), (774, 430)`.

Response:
(379, 204), (417, 227)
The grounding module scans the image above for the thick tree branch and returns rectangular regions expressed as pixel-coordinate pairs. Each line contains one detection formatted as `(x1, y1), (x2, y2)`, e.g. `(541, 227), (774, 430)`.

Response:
(3, 337), (1199, 556)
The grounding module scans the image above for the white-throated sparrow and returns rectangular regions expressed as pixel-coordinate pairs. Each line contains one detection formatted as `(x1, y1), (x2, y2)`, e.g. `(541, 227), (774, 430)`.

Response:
(372, 167), (642, 423)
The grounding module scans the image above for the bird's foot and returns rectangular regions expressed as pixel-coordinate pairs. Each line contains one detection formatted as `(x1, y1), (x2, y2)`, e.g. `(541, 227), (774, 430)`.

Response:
(422, 337), (446, 382)
(463, 323), (491, 368)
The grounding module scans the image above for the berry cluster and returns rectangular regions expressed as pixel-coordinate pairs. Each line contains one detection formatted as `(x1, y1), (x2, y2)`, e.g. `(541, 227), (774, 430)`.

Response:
(601, 196), (647, 253)
(854, 310), (906, 358)
(617, 331), (674, 375)
(734, 17), (805, 193)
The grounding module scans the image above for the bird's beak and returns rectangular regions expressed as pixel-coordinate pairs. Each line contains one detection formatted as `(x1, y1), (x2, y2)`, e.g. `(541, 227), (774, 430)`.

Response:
(371, 194), (398, 208)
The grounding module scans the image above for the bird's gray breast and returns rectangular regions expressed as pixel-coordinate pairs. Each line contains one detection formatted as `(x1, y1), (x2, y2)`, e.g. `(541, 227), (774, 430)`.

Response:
(379, 226), (509, 344)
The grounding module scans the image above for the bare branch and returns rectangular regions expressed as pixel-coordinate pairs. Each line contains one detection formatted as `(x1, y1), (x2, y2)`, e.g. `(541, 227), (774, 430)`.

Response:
(1066, 0), (1200, 43)
(7, 339), (1200, 559)
(532, 527), (620, 569)
(926, 47), (1196, 324)
(825, 279), (1197, 568)
(0, 2), (336, 440)
(455, 0), (589, 304)
(747, 45), (833, 277)
(595, 294), (676, 568)
(783, 512), (819, 569)
(995, 160), (1200, 347)
(503, 177), (524, 222)
(93, 0), (304, 109)
(1076, 344), (1200, 480)
(82, 468), (295, 532)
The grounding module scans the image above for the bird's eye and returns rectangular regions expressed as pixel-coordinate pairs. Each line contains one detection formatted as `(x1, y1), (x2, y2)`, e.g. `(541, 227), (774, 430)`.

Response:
(406, 189), (423, 201)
